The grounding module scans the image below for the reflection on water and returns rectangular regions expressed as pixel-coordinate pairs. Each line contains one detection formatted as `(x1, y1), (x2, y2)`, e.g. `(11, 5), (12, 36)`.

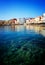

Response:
(0, 25), (45, 65)
(26, 25), (45, 36)
(0, 25), (45, 34)
(1, 25), (45, 36)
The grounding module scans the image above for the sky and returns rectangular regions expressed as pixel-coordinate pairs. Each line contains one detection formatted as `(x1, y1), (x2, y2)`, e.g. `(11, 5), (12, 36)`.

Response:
(0, 0), (45, 20)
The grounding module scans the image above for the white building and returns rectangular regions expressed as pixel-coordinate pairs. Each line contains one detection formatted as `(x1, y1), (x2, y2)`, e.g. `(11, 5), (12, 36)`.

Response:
(17, 18), (26, 24)
(42, 13), (45, 23)
(26, 19), (30, 24)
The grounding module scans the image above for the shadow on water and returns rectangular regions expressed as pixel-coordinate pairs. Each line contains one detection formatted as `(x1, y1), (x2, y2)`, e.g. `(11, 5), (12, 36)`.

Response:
(0, 25), (45, 65)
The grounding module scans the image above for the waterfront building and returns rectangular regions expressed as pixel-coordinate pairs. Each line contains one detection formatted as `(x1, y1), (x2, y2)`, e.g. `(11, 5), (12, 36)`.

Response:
(26, 18), (36, 24)
(34, 16), (43, 23)
(42, 13), (45, 23)
(17, 18), (26, 24)
(26, 19), (30, 24)
(9, 18), (18, 25)
(30, 18), (35, 23)
(34, 17), (39, 23)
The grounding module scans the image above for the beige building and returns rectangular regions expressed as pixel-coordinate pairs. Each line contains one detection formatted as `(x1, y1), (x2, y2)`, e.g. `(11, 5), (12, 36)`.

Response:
(26, 18), (35, 24)
(26, 19), (30, 24)
(34, 17), (39, 23)
(34, 16), (43, 23)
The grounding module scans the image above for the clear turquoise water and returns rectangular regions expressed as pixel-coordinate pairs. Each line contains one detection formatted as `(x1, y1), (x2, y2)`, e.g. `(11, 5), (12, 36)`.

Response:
(0, 25), (45, 65)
